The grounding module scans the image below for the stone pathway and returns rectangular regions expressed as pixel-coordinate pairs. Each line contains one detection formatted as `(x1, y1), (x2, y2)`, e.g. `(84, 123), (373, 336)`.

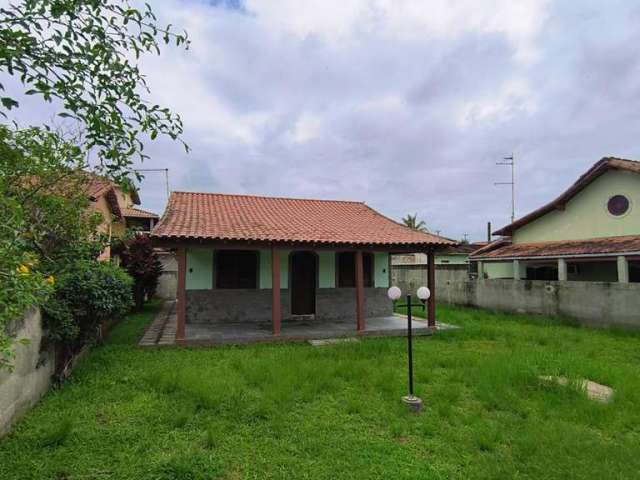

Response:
(139, 301), (176, 347)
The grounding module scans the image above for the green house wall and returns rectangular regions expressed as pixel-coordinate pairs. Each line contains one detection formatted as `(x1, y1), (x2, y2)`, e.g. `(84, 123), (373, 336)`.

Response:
(513, 170), (640, 243)
(186, 249), (213, 290)
(186, 248), (390, 290)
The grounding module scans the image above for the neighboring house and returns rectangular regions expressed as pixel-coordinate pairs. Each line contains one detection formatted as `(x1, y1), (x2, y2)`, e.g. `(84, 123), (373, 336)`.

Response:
(150, 192), (455, 342)
(470, 157), (640, 283)
(85, 176), (159, 260)
(392, 243), (486, 268)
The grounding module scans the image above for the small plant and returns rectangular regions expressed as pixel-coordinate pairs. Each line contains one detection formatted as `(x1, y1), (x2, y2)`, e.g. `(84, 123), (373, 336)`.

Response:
(204, 425), (218, 449)
(40, 418), (73, 448)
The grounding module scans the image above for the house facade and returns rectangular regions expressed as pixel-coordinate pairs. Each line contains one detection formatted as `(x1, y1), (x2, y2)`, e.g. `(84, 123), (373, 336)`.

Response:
(471, 157), (640, 283)
(151, 192), (455, 342)
(86, 176), (159, 260)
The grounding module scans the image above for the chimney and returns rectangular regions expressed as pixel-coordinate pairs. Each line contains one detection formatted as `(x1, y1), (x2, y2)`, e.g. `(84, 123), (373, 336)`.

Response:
(487, 222), (492, 242)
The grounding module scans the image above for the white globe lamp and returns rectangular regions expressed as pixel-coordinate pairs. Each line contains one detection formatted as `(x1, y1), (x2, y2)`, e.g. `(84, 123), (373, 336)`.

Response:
(417, 286), (431, 301)
(387, 286), (402, 301)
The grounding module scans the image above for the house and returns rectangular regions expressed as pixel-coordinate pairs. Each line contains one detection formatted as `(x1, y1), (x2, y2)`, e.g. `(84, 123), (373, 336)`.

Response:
(150, 192), (455, 342)
(85, 176), (159, 260)
(470, 157), (640, 283)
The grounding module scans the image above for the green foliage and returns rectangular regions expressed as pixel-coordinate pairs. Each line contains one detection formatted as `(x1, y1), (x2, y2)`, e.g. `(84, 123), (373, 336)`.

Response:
(44, 260), (133, 348)
(120, 235), (163, 310)
(0, 125), (103, 368)
(0, 0), (190, 179)
(401, 213), (429, 232)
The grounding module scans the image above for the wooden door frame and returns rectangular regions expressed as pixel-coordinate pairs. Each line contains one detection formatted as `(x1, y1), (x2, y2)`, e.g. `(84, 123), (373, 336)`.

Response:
(289, 250), (319, 315)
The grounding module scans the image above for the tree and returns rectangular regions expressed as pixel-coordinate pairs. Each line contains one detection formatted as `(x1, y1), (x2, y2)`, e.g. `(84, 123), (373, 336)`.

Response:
(0, 125), (106, 369)
(402, 213), (429, 232)
(120, 235), (162, 310)
(0, 0), (190, 181)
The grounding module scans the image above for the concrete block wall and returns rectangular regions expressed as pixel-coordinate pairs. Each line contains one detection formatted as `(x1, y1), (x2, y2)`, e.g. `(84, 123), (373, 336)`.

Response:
(0, 308), (55, 436)
(186, 288), (391, 324)
(156, 252), (177, 299)
(440, 279), (640, 329)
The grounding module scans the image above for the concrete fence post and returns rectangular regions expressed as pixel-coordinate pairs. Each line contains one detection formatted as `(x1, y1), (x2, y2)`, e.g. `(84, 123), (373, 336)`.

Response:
(617, 256), (629, 283)
(513, 260), (521, 281)
(558, 258), (567, 281)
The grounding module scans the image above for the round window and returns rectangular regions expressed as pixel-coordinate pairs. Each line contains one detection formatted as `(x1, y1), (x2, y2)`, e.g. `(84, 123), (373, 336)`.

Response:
(607, 195), (630, 216)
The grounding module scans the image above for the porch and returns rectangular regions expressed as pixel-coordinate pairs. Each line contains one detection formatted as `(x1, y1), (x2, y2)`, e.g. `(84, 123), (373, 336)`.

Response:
(139, 301), (439, 346)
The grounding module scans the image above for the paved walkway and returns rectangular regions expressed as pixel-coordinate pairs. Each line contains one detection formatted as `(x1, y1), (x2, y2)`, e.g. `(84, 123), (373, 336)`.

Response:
(140, 304), (456, 347)
(138, 301), (177, 347)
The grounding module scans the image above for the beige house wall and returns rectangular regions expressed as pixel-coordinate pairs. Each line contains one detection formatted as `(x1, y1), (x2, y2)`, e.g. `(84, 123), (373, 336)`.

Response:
(514, 170), (640, 243)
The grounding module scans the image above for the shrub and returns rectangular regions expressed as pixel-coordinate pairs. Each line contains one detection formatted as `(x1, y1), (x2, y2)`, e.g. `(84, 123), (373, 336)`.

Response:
(44, 260), (133, 350)
(120, 235), (163, 310)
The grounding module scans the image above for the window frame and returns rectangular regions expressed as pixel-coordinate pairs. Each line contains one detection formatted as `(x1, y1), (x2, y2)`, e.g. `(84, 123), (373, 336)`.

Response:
(214, 250), (259, 289)
(336, 252), (374, 288)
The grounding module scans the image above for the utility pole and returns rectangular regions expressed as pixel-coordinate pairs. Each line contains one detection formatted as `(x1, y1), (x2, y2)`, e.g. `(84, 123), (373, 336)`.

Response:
(495, 153), (515, 224)
(133, 168), (170, 202)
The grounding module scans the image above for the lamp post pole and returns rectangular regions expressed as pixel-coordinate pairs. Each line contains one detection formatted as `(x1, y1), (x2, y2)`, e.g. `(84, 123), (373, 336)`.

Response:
(406, 294), (414, 397)
(388, 286), (428, 412)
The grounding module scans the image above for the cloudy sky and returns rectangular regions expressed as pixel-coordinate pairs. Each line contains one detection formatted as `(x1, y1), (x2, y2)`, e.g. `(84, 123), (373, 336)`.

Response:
(8, 0), (640, 241)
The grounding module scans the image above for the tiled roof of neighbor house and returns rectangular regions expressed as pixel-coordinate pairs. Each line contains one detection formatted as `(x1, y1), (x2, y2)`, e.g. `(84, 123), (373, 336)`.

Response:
(85, 175), (141, 205)
(122, 207), (159, 219)
(151, 192), (456, 247)
(493, 157), (640, 236)
(469, 235), (640, 260)
(438, 242), (486, 255)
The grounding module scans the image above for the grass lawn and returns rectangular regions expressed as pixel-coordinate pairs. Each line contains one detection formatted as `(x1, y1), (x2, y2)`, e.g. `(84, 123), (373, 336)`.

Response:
(1, 302), (640, 479)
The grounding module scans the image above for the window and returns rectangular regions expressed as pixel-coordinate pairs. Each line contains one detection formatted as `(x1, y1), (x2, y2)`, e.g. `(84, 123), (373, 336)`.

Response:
(337, 252), (373, 287)
(216, 250), (258, 289)
(607, 195), (630, 216)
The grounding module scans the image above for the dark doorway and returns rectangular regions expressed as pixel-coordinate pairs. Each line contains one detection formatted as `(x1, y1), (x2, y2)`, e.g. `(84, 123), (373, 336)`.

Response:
(291, 251), (316, 315)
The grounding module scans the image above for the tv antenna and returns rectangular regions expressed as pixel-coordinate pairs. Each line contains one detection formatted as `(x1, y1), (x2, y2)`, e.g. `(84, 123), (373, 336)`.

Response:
(495, 153), (515, 224)
(133, 168), (170, 202)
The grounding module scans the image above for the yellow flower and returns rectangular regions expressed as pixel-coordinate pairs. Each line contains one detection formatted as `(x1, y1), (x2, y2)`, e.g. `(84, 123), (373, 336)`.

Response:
(16, 264), (30, 275)
(45, 275), (55, 286)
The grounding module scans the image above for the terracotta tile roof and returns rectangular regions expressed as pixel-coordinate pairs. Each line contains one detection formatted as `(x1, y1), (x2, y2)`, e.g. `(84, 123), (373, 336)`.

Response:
(151, 192), (456, 247)
(470, 235), (640, 260)
(122, 207), (159, 219)
(493, 157), (640, 236)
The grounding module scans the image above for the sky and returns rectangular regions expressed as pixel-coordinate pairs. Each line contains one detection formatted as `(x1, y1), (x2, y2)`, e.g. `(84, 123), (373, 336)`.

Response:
(5, 0), (640, 241)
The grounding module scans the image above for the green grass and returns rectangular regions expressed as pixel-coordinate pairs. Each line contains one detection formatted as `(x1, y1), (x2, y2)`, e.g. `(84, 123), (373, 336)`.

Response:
(1, 302), (640, 479)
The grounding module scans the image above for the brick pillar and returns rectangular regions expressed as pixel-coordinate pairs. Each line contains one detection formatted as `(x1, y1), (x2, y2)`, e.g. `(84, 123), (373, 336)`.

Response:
(355, 251), (365, 332)
(176, 247), (187, 341)
(427, 250), (436, 328)
(271, 246), (281, 335)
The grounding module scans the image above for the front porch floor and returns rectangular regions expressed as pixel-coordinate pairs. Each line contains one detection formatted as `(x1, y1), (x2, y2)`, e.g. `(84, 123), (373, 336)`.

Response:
(139, 301), (455, 347)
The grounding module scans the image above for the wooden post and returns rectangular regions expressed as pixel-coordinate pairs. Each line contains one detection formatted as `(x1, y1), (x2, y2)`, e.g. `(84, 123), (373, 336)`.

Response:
(176, 246), (187, 341)
(427, 250), (436, 328)
(355, 250), (365, 332)
(271, 246), (281, 335)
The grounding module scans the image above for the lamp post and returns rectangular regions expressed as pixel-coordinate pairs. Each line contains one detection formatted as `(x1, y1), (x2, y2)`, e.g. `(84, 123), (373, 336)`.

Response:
(388, 286), (430, 412)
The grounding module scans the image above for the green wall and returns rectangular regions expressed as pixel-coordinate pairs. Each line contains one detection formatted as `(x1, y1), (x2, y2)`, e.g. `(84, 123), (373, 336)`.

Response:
(318, 252), (335, 288)
(186, 249), (389, 289)
(374, 252), (389, 287)
(186, 249), (213, 290)
(258, 249), (290, 289)
(514, 170), (640, 243)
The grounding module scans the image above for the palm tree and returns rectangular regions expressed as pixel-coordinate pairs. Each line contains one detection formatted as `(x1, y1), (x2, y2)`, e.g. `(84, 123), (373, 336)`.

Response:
(402, 213), (429, 232)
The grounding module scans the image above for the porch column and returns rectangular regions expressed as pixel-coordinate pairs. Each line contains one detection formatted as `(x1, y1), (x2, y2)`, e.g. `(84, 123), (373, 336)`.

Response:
(271, 246), (282, 335)
(427, 250), (436, 328)
(176, 246), (186, 341)
(477, 261), (484, 279)
(513, 259), (521, 280)
(558, 258), (567, 281)
(617, 255), (629, 283)
(355, 250), (365, 332)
